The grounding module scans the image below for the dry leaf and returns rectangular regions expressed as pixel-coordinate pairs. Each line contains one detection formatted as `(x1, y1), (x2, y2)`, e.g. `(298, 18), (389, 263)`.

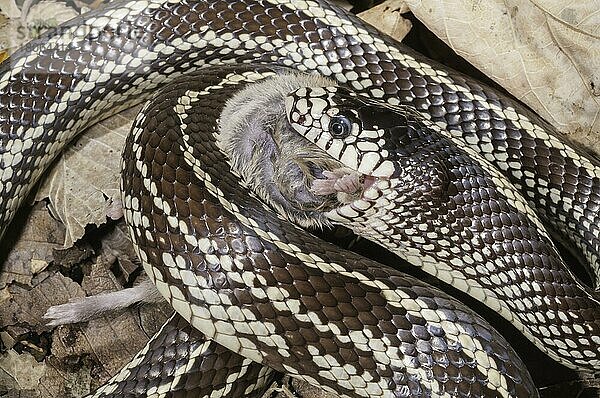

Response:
(0, 202), (65, 288)
(0, 0), (21, 18)
(0, 350), (46, 392)
(99, 223), (139, 282)
(285, 377), (340, 398)
(0, 0), (79, 55)
(35, 107), (139, 247)
(401, 0), (600, 150)
(25, 0), (79, 22)
(35, 359), (94, 398)
(0, 272), (84, 334)
(358, 1), (412, 42)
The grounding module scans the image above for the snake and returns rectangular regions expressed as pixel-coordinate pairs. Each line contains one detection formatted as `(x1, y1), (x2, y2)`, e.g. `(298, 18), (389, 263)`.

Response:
(116, 64), (538, 397)
(0, 0), (598, 396)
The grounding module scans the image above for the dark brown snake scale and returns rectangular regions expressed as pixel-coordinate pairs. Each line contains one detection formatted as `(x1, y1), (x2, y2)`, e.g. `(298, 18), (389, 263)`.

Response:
(0, 0), (598, 396)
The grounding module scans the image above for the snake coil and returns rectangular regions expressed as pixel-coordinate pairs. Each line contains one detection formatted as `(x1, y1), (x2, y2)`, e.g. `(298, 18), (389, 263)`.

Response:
(0, 0), (599, 396)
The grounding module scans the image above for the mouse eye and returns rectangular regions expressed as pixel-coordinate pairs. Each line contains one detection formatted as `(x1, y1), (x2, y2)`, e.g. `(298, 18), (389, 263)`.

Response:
(329, 115), (353, 138)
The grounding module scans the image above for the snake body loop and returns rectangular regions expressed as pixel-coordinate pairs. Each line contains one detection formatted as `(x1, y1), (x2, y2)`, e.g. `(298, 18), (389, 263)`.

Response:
(0, 0), (598, 395)
(122, 65), (537, 397)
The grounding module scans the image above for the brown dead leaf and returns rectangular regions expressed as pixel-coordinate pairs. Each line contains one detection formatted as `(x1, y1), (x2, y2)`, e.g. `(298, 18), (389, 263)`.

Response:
(98, 223), (139, 283)
(0, 202), (65, 289)
(0, 272), (84, 334)
(35, 107), (139, 248)
(358, 1), (412, 42)
(0, 350), (46, 393)
(400, 0), (600, 150)
(80, 249), (125, 296)
(286, 377), (340, 398)
(35, 358), (94, 398)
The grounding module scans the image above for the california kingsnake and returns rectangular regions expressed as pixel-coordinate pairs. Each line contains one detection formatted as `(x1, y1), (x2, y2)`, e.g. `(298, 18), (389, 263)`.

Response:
(0, 0), (598, 396)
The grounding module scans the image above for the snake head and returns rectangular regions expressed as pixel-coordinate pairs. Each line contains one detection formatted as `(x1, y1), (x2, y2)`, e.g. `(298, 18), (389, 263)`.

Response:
(286, 87), (418, 179)
(285, 85), (452, 219)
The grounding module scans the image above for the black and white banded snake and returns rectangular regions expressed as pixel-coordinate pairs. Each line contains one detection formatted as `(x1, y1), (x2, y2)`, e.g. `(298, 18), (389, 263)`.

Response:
(0, 0), (599, 396)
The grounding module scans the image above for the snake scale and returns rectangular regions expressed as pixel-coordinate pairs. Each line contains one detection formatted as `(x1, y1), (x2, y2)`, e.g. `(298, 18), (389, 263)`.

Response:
(0, 0), (598, 396)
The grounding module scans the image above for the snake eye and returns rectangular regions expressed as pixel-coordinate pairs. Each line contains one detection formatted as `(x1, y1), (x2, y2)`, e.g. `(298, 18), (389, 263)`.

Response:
(329, 115), (352, 138)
